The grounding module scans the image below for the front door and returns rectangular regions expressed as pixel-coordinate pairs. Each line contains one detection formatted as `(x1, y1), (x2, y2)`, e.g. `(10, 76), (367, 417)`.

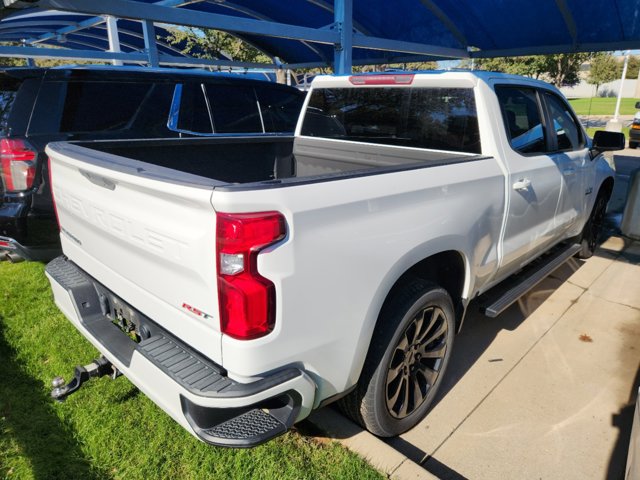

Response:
(542, 90), (589, 236)
(494, 85), (564, 278)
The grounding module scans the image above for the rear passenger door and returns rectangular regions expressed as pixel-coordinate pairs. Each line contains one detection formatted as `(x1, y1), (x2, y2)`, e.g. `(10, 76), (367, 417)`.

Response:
(494, 85), (564, 277)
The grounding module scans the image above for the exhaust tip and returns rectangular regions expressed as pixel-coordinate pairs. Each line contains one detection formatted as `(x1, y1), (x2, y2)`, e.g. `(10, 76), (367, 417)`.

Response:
(5, 252), (24, 263)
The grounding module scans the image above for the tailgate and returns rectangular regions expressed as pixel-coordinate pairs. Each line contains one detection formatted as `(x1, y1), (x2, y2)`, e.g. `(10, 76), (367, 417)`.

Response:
(46, 142), (223, 364)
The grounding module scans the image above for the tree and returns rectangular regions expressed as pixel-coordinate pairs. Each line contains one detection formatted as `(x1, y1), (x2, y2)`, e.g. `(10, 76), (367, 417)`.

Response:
(353, 61), (438, 73)
(540, 53), (592, 86)
(621, 55), (639, 79)
(470, 55), (548, 78)
(468, 53), (592, 87)
(165, 27), (271, 64)
(587, 53), (618, 95)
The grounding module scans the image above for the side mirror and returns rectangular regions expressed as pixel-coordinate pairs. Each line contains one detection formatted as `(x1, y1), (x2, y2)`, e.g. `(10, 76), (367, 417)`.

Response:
(592, 130), (625, 153)
(635, 101), (640, 109)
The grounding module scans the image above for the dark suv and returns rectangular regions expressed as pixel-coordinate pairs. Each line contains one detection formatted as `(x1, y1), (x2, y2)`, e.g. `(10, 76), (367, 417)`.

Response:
(0, 66), (305, 261)
(630, 101), (640, 149)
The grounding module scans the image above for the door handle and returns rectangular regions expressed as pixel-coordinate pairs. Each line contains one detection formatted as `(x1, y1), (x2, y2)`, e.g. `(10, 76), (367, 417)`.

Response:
(562, 167), (576, 176)
(512, 178), (531, 191)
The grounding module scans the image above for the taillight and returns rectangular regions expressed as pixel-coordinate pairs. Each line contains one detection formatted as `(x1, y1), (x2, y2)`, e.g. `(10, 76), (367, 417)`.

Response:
(216, 211), (286, 340)
(0, 138), (37, 192)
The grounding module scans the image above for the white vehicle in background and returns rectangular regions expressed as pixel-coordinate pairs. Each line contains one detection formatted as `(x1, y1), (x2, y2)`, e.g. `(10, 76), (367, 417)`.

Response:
(44, 71), (623, 447)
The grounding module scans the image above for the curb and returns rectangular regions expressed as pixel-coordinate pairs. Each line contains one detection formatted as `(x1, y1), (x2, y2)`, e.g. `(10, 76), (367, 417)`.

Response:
(306, 408), (436, 479)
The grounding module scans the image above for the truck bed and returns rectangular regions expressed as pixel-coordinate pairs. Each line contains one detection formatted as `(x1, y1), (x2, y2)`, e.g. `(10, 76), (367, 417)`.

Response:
(63, 136), (484, 188)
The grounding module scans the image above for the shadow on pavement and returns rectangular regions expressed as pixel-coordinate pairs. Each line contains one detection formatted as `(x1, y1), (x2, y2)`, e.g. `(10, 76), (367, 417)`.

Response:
(432, 258), (582, 411)
(607, 363), (640, 480)
(0, 320), (107, 480)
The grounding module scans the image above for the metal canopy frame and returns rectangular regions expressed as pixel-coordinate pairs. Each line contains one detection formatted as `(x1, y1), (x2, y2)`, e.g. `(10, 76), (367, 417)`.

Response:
(0, 0), (639, 74)
(0, 0), (467, 73)
(68, 0), (467, 67)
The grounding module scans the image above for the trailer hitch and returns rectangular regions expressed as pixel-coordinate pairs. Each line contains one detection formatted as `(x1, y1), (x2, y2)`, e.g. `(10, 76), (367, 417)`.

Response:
(50, 356), (118, 402)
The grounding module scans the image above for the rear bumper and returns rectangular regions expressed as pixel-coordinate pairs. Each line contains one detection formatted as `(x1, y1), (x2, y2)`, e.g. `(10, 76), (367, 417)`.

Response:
(0, 199), (60, 261)
(0, 235), (59, 262)
(45, 256), (316, 447)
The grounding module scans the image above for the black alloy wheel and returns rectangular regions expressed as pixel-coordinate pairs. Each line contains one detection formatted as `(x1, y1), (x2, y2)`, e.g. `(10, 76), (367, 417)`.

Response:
(385, 305), (448, 418)
(578, 191), (609, 259)
(339, 279), (455, 437)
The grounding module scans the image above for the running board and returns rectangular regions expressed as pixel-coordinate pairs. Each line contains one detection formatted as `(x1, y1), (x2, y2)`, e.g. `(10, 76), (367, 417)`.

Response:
(479, 243), (581, 318)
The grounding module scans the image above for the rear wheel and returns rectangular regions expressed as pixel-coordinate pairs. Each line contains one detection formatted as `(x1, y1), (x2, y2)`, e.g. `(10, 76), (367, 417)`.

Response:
(340, 279), (455, 437)
(577, 190), (609, 259)
(630, 141), (638, 149)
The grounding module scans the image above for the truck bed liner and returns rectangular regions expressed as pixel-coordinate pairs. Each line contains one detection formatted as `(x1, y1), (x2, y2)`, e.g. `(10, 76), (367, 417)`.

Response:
(50, 136), (486, 190)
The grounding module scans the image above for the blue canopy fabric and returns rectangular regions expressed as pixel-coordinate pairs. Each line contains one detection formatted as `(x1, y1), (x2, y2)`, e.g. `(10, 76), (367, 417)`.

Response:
(0, 1), (639, 67)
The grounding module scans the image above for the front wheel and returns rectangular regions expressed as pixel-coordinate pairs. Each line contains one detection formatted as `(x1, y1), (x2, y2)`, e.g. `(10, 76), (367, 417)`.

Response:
(339, 279), (455, 437)
(577, 190), (609, 259)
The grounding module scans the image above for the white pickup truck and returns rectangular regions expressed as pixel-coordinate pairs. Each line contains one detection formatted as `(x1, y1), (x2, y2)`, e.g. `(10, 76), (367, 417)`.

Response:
(45, 71), (624, 447)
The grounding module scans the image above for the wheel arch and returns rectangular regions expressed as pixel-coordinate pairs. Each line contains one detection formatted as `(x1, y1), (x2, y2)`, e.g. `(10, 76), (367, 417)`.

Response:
(599, 175), (614, 198)
(365, 245), (471, 341)
(383, 251), (467, 329)
(355, 247), (470, 380)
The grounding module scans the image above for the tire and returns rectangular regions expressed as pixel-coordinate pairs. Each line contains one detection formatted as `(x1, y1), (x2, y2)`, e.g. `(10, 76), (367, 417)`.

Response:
(577, 189), (609, 259)
(339, 279), (455, 437)
(630, 141), (638, 149)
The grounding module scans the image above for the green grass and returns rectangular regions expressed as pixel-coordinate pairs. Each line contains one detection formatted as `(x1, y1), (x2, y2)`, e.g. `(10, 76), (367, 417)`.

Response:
(568, 97), (638, 116)
(0, 262), (383, 480)
(585, 126), (631, 140)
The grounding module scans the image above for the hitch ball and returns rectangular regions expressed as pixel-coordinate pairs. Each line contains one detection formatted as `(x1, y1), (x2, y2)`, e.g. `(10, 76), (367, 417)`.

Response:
(52, 376), (65, 388)
(51, 376), (70, 402)
(50, 357), (114, 402)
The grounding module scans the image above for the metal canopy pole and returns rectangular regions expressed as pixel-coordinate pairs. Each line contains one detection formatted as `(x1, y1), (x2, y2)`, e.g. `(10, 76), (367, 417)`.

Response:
(105, 15), (123, 66)
(141, 19), (159, 67)
(334, 0), (353, 75)
(21, 41), (35, 66)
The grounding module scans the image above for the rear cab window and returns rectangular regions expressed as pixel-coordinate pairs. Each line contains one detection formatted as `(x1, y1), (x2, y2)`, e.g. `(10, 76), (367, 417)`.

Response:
(300, 86), (481, 154)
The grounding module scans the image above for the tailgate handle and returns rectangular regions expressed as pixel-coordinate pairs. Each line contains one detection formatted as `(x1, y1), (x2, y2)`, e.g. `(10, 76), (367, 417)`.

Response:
(79, 170), (116, 190)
